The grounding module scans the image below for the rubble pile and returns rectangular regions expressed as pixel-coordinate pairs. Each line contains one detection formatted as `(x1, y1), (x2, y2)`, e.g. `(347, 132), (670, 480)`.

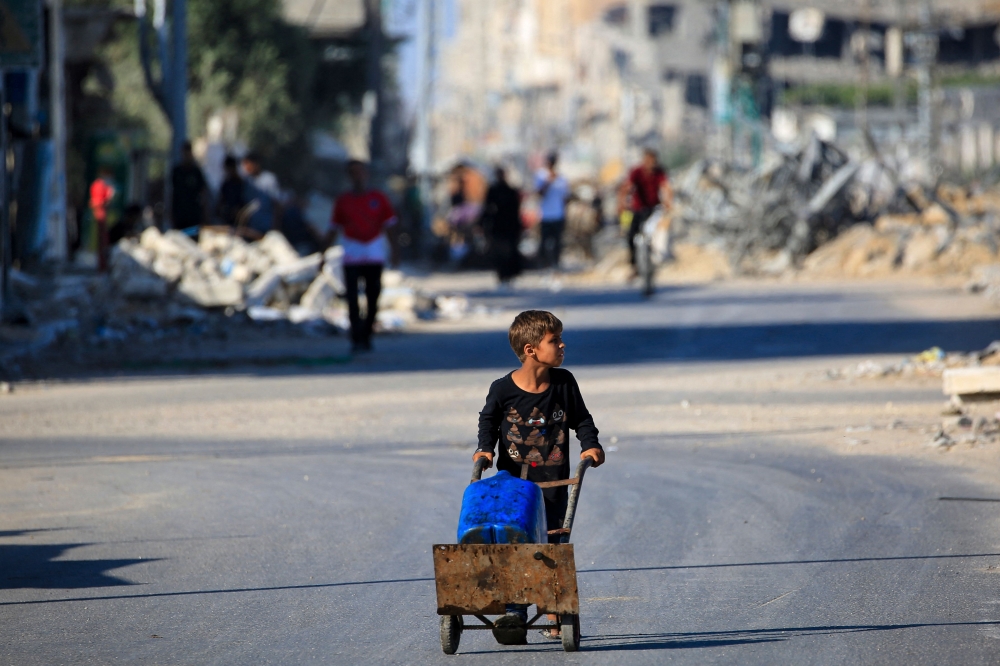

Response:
(0, 229), (460, 378)
(826, 342), (1000, 381)
(672, 136), (1000, 279)
(112, 228), (349, 327)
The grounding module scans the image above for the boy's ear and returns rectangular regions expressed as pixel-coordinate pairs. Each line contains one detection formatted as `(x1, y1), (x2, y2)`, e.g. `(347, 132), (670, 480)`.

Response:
(523, 342), (534, 359)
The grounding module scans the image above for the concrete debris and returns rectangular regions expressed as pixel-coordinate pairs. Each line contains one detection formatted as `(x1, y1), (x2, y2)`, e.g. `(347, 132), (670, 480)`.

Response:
(826, 343), (996, 380)
(435, 295), (470, 320)
(933, 411), (1000, 449)
(1, 227), (475, 379)
(672, 138), (1000, 281)
(178, 274), (244, 308)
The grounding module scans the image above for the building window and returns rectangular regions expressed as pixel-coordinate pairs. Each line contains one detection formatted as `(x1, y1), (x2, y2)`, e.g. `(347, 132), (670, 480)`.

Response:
(604, 5), (628, 27)
(648, 5), (677, 37)
(685, 74), (708, 107)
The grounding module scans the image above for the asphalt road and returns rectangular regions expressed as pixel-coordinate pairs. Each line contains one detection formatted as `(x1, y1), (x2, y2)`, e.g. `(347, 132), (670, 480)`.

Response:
(3, 278), (1000, 664)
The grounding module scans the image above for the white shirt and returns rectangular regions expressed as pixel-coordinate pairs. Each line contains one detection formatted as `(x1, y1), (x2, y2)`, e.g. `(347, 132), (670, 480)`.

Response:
(341, 234), (391, 265)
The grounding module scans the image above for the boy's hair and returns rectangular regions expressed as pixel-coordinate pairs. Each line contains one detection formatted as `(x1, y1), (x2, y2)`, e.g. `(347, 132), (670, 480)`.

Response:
(509, 310), (563, 361)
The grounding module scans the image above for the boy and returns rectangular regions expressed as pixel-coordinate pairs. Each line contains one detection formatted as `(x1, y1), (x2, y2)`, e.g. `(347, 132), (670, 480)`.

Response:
(474, 310), (605, 640)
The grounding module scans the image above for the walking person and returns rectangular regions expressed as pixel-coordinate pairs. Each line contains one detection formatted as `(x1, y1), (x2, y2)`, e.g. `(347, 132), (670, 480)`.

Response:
(329, 160), (398, 353)
(241, 152), (282, 238)
(534, 152), (569, 270)
(619, 147), (672, 273)
(214, 155), (245, 227)
(171, 141), (209, 229)
(483, 165), (523, 288)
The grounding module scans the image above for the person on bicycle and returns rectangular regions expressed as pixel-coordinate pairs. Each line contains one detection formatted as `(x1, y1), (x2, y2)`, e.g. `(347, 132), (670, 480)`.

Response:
(619, 148), (673, 273)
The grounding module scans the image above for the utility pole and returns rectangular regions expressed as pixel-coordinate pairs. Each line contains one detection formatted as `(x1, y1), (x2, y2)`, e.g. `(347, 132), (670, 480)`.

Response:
(47, 0), (67, 261)
(414, 0), (436, 253)
(169, 0), (186, 167)
(912, 0), (937, 180)
(365, 0), (384, 180)
(137, 0), (187, 223)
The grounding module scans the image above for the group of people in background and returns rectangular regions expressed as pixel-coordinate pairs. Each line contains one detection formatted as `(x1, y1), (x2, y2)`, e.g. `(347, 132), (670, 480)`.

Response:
(478, 148), (673, 286)
(87, 144), (673, 352)
(89, 143), (324, 269)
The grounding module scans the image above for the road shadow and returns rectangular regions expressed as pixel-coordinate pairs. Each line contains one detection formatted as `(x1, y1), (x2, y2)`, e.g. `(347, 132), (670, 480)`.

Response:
(581, 620), (1000, 651)
(0, 542), (155, 590)
(15, 278), (1000, 380)
(578, 551), (1000, 575)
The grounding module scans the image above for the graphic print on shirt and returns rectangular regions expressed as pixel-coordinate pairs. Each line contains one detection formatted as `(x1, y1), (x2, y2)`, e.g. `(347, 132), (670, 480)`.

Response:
(506, 423), (522, 460)
(503, 404), (566, 467)
(526, 407), (546, 426)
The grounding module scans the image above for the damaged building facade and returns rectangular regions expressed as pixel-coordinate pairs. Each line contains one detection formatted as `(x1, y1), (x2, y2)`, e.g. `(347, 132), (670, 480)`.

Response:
(433, 0), (1000, 181)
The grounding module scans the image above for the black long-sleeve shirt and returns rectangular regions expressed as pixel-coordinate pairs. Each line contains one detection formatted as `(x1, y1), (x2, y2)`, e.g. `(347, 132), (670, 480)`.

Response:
(477, 368), (601, 486)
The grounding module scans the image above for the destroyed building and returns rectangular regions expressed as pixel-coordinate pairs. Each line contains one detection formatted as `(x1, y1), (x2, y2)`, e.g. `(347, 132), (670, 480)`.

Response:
(433, 0), (1000, 181)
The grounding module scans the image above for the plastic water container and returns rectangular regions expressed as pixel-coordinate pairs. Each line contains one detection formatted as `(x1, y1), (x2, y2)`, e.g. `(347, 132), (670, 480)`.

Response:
(457, 470), (546, 544)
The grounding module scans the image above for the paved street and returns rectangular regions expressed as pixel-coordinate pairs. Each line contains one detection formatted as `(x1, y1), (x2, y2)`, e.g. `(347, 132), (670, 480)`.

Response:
(4, 276), (1000, 664)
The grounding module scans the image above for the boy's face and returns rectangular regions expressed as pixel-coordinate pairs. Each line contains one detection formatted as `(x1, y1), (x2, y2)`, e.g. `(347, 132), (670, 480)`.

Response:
(527, 330), (565, 367)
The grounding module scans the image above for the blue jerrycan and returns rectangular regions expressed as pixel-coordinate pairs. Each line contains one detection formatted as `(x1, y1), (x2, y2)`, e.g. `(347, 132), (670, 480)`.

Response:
(457, 470), (546, 544)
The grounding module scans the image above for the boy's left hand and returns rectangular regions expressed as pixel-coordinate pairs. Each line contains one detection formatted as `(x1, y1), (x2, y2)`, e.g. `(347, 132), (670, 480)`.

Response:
(581, 448), (605, 468)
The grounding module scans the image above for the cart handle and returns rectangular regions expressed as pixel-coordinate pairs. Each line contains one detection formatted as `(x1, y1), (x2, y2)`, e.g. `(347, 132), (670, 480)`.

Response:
(560, 458), (592, 543)
(471, 456), (489, 483)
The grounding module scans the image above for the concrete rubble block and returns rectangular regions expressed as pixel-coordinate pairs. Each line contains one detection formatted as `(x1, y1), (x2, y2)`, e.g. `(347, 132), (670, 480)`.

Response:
(376, 309), (409, 332)
(287, 305), (323, 324)
(178, 274), (244, 308)
(257, 231), (300, 267)
(110, 243), (169, 298)
(903, 229), (941, 270)
(435, 294), (469, 319)
(198, 227), (236, 255)
(219, 258), (254, 284)
(163, 230), (204, 256)
(300, 273), (339, 312)
(199, 257), (222, 279)
(247, 305), (287, 322)
(245, 268), (283, 307)
(139, 226), (163, 252)
(943, 367), (1000, 398)
(382, 269), (405, 288)
(151, 255), (184, 283)
(379, 286), (416, 312)
(113, 239), (154, 268)
(322, 246), (345, 293)
(277, 253), (322, 285)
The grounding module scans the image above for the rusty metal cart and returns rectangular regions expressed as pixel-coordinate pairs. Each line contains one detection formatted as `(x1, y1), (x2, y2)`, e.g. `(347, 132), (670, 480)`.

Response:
(432, 457), (592, 654)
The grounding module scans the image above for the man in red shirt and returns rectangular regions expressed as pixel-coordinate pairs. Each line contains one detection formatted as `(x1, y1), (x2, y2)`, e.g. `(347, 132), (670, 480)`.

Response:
(89, 166), (118, 272)
(329, 160), (398, 352)
(619, 148), (672, 270)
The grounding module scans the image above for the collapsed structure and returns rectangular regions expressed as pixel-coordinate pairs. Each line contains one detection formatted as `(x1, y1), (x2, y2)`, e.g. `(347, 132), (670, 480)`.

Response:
(671, 135), (1000, 280)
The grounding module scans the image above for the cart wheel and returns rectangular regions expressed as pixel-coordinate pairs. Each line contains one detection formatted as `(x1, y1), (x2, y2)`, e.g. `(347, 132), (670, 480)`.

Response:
(561, 614), (581, 652)
(440, 615), (462, 654)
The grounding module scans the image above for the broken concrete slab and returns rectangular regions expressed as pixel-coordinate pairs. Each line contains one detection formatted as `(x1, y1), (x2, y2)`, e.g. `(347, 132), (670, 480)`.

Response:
(300, 273), (339, 312)
(152, 255), (184, 283)
(276, 253), (322, 285)
(178, 274), (244, 308)
(245, 268), (283, 307)
(943, 367), (1000, 399)
(258, 230), (300, 266)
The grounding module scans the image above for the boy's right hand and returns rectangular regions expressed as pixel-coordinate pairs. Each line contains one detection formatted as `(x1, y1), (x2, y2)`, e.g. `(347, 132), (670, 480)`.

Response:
(472, 451), (494, 469)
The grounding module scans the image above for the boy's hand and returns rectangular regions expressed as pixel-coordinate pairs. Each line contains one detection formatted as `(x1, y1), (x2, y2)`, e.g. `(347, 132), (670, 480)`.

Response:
(581, 448), (605, 468)
(472, 451), (494, 469)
